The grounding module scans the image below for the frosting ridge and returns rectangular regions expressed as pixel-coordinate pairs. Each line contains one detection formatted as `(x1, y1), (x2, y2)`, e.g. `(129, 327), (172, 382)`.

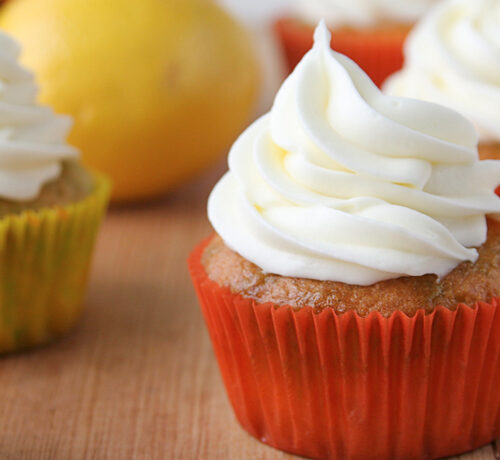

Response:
(384, 0), (500, 143)
(0, 31), (78, 201)
(208, 21), (500, 285)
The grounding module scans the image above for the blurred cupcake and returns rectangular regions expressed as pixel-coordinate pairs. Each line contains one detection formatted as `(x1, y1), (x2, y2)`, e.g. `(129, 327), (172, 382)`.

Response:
(385, 0), (500, 160)
(190, 22), (500, 459)
(0, 31), (110, 353)
(274, 0), (437, 86)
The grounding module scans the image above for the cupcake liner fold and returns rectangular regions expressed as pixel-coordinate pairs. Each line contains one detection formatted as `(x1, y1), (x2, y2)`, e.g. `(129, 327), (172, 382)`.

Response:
(274, 18), (406, 87)
(0, 173), (110, 353)
(189, 237), (500, 460)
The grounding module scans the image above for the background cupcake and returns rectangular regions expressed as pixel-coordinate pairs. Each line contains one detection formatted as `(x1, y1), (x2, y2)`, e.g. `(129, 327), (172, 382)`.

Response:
(0, 31), (110, 353)
(385, 0), (500, 160)
(190, 22), (500, 459)
(275, 0), (437, 86)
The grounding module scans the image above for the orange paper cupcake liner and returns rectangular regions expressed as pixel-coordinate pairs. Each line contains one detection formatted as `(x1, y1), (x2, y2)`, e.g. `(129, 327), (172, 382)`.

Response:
(274, 18), (407, 88)
(189, 237), (500, 459)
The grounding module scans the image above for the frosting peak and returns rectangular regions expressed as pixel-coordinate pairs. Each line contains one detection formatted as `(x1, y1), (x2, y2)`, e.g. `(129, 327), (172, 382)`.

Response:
(208, 22), (500, 286)
(0, 31), (78, 201)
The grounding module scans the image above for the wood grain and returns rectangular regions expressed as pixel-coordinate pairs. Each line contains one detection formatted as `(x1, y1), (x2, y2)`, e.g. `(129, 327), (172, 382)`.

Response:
(0, 162), (497, 460)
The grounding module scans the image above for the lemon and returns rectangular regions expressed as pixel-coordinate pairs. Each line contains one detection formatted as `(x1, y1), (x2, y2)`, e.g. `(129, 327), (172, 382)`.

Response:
(0, 0), (259, 202)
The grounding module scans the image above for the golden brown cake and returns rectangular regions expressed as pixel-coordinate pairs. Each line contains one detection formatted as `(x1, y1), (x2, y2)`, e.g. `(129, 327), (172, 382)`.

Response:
(0, 161), (94, 217)
(203, 220), (500, 318)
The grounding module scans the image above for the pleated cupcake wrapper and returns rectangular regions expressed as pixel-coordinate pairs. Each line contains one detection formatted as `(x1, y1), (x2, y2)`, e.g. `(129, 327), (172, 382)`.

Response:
(274, 18), (406, 88)
(0, 173), (111, 353)
(189, 238), (500, 460)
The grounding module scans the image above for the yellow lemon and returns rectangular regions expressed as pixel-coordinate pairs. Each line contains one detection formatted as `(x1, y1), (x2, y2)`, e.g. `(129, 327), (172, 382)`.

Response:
(0, 0), (259, 202)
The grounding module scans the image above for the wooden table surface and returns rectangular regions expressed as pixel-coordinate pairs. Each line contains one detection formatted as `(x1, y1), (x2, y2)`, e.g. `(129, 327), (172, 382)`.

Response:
(0, 162), (499, 460)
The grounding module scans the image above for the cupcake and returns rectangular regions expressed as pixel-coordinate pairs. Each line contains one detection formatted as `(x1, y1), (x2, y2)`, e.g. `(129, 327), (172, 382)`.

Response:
(189, 22), (500, 459)
(274, 0), (437, 87)
(384, 0), (500, 161)
(0, 31), (110, 353)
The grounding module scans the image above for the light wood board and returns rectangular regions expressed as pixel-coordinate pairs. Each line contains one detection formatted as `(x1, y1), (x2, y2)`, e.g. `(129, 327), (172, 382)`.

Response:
(0, 162), (498, 459)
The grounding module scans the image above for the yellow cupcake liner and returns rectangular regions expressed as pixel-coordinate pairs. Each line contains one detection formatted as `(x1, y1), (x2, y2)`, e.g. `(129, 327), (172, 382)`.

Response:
(0, 172), (111, 353)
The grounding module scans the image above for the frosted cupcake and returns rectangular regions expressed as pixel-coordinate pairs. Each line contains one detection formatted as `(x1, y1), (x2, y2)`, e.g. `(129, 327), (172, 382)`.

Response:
(190, 22), (500, 459)
(0, 31), (110, 353)
(385, 0), (500, 160)
(274, 0), (437, 86)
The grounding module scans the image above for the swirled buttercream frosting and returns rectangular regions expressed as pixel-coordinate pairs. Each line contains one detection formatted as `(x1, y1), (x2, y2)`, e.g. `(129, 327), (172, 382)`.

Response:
(295, 0), (436, 28)
(384, 0), (500, 143)
(208, 21), (500, 286)
(0, 31), (78, 201)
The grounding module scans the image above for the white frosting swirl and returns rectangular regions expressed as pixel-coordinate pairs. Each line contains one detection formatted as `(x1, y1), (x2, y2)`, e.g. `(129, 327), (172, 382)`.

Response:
(384, 0), (500, 143)
(208, 22), (500, 286)
(295, 0), (437, 28)
(0, 31), (78, 201)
